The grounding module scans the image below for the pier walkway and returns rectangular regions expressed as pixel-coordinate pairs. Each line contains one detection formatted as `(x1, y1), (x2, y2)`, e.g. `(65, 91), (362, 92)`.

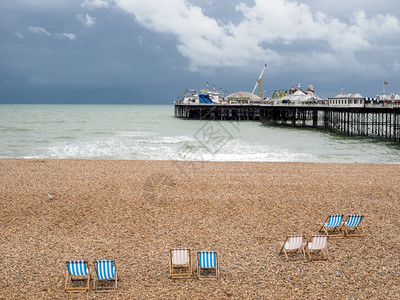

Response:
(174, 103), (400, 142)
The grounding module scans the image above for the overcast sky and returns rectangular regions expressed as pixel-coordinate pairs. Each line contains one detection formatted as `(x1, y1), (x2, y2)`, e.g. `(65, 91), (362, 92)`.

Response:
(1, 0), (400, 104)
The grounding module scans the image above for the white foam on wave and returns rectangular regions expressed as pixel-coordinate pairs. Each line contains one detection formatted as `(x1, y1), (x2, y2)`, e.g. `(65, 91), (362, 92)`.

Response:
(116, 131), (152, 137)
(200, 151), (314, 162)
(180, 139), (316, 162)
(38, 131), (316, 162)
(116, 131), (196, 144)
(152, 136), (196, 144)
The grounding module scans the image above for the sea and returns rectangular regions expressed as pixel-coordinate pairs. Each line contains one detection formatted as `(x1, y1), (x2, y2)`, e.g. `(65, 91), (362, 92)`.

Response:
(1, 104), (400, 163)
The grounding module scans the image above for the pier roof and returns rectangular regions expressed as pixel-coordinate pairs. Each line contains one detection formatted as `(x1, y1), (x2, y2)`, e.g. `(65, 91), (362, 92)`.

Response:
(227, 91), (261, 101)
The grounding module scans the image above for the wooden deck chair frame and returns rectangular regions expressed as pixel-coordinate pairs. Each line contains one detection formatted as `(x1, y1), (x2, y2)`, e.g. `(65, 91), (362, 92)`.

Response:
(279, 235), (306, 261)
(197, 251), (219, 280)
(318, 214), (344, 237)
(170, 248), (192, 279)
(93, 260), (118, 292)
(306, 235), (329, 261)
(342, 214), (364, 237)
(65, 260), (90, 292)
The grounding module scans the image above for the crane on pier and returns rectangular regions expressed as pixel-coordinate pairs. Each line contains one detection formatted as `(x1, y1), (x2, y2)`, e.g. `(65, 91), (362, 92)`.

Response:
(251, 64), (268, 98)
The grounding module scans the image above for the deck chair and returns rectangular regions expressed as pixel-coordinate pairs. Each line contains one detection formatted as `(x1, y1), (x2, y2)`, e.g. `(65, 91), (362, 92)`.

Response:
(65, 260), (90, 292)
(197, 251), (219, 280)
(170, 248), (192, 279)
(279, 235), (306, 261)
(319, 214), (344, 237)
(342, 214), (364, 237)
(93, 260), (118, 292)
(306, 235), (329, 261)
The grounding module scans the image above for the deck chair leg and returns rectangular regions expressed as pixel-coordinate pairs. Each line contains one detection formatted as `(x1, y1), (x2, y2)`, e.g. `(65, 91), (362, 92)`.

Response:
(65, 272), (69, 291)
(284, 250), (290, 261)
(324, 248), (329, 260)
(301, 248), (306, 261)
(86, 274), (90, 291)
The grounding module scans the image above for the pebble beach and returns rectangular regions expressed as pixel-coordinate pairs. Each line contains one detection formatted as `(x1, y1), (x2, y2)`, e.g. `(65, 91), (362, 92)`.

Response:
(1, 158), (400, 299)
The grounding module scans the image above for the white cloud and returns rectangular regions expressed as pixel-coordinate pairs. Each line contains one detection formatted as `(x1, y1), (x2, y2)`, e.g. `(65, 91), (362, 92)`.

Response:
(78, 13), (95, 26)
(13, 32), (24, 39)
(81, 0), (110, 9)
(28, 26), (52, 36)
(55, 33), (77, 40)
(28, 26), (77, 41)
(114, 0), (274, 70)
(113, 0), (400, 72)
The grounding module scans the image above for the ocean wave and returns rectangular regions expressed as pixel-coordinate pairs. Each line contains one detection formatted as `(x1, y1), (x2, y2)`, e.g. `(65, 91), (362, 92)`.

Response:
(37, 136), (313, 162)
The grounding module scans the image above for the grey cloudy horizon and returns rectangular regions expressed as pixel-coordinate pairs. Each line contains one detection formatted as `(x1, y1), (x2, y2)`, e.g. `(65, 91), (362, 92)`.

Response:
(1, 0), (400, 104)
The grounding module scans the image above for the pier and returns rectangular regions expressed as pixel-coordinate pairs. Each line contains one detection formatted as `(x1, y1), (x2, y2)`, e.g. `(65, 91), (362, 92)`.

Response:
(174, 103), (261, 120)
(174, 103), (400, 142)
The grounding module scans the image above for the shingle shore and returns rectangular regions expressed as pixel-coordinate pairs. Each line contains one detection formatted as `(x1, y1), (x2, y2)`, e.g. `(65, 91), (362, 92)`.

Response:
(1, 159), (400, 299)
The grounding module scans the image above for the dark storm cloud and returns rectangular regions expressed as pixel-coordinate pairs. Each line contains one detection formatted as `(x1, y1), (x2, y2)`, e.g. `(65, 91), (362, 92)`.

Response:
(1, 0), (400, 103)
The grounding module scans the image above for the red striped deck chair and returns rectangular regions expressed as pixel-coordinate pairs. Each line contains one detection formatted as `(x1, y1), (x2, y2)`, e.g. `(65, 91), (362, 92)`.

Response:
(342, 214), (364, 237)
(318, 214), (344, 237)
(170, 248), (192, 279)
(279, 235), (306, 261)
(306, 235), (329, 261)
(93, 260), (118, 292)
(65, 260), (90, 292)
(197, 251), (219, 280)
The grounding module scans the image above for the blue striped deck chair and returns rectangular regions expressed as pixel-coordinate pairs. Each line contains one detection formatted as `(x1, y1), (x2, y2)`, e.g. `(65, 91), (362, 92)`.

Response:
(343, 214), (364, 237)
(93, 260), (118, 292)
(197, 251), (219, 280)
(65, 260), (90, 292)
(170, 248), (192, 279)
(318, 214), (344, 237)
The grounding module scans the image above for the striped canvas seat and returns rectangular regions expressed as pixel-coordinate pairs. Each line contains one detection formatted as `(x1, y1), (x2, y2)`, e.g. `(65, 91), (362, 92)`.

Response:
(284, 235), (303, 251)
(319, 214), (344, 237)
(307, 235), (327, 250)
(197, 251), (219, 280)
(65, 260), (90, 292)
(306, 235), (328, 261)
(93, 260), (118, 292)
(170, 248), (192, 279)
(279, 235), (305, 261)
(95, 260), (116, 280)
(325, 214), (343, 228)
(67, 260), (89, 277)
(343, 214), (364, 237)
(172, 249), (190, 265)
(199, 251), (216, 268)
(345, 215), (362, 227)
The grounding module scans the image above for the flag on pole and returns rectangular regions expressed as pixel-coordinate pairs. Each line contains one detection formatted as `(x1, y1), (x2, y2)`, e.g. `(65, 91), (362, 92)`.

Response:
(384, 81), (389, 85)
